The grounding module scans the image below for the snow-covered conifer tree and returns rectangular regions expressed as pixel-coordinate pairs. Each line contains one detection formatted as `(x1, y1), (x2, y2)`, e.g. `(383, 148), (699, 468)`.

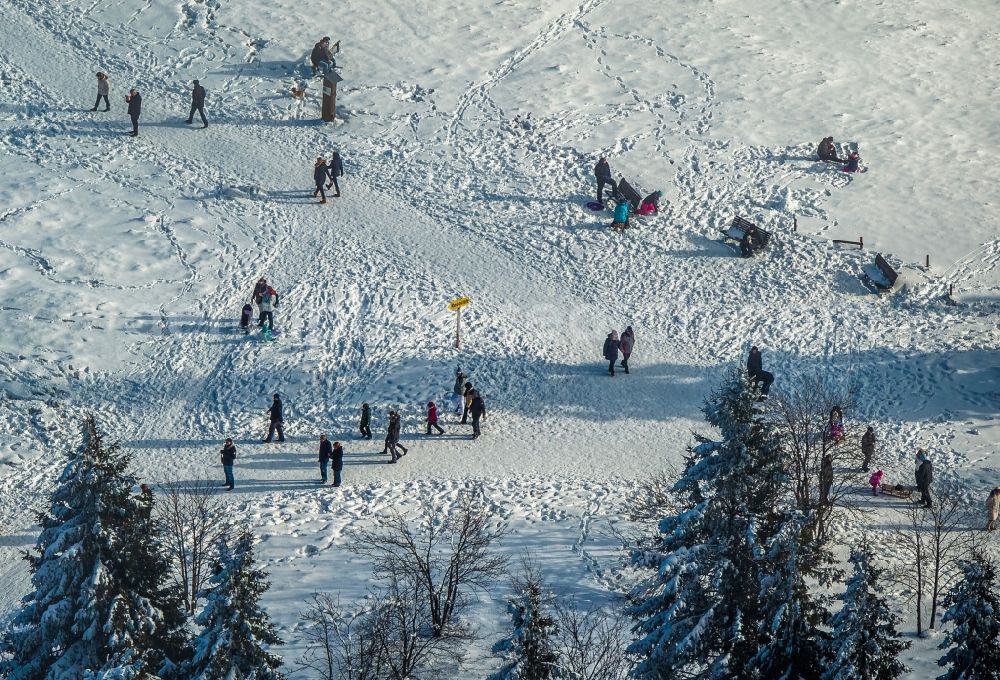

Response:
(490, 568), (559, 679)
(189, 527), (285, 680)
(822, 543), (908, 680)
(937, 551), (1000, 680)
(628, 369), (786, 679)
(0, 416), (189, 680)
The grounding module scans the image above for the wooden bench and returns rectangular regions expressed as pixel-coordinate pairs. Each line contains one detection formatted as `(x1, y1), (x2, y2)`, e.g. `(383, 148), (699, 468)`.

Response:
(861, 253), (899, 291)
(617, 178), (643, 212)
(719, 216), (771, 255)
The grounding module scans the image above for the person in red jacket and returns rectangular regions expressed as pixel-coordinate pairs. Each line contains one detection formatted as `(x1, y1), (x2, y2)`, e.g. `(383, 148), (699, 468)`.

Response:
(426, 401), (445, 435)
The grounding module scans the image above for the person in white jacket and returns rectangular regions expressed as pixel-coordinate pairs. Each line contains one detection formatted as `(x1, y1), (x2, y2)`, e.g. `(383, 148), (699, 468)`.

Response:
(92, 72), (110, 111)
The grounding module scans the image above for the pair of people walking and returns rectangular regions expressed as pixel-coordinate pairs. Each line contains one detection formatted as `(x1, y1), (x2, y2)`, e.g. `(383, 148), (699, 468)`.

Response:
(312, 152), (344, 204)
(381, 410), (408, 463)
(110, 79), (207, 137)
(318, 434), (344, 486)
(602, 326), (635, 377)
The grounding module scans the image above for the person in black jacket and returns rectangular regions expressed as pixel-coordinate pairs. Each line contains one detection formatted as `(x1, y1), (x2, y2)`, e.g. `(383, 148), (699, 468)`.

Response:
(125, 88), (141, 136)
(310, 37), (336, 75)
(461, 381), (474, 424)
(603, 331), (620, 377)
(915, 449), (933, 508)
(359, 403), (372, 439)
(594, 157), (619, 204)
(185, 79), (208, 128)
(469, 391), (486, 439)
(220, 438), (236, 490)
(327, 150), (344, 197)
(318, 434), (332, 483)
(331, 441), (344, 487)
(746, 346), (774, 397)
(313, 157), (329, 204)
(263, 393), (285, 442)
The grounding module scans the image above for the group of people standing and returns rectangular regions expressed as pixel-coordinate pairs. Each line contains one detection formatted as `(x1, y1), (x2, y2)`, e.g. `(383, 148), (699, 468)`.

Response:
(602, 327), (635, 377)
(91, 72), (208, 137)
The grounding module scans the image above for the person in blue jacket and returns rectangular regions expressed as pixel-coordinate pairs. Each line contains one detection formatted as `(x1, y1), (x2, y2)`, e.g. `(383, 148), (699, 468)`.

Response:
(613, 200), (631, 228)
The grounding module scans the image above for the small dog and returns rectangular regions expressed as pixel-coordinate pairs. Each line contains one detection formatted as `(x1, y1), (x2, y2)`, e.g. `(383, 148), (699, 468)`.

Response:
(291, 87), (306, 99)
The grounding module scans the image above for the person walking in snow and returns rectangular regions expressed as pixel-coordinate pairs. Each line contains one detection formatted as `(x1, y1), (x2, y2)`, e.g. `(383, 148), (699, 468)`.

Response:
(820, 453), (834, 504)
(426, 401), (445, 435)
(861, 426), (876, 471)
(326, 150), (344, 197)
(92, 72), (110, 111)
(594, 157), (618, 204)
(461, 381), (474, 424)
(619, 326), (635, 374)
(469, 390), (486, 439)
(385, 411), (407, 462)
(603, 330), (620, 377)
(263, 393), (285, 443)
(125, 87), (142, 137)
(915, 449), (933, 509)
(318, 434), (332, 483)
(359, 403), (372, 439)
(746, 346), (774, 397)
(331, 441), (344, 487)
(987, 487), (1000, 531)
(185, 79), (208, 128)
(451, 368), (466, 414)
(313, 157), (330, 204)
(220, 437), (236, 490)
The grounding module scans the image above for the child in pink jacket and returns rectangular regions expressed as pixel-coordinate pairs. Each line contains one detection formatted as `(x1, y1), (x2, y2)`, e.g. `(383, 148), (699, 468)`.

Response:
(869, 469), (884, 496)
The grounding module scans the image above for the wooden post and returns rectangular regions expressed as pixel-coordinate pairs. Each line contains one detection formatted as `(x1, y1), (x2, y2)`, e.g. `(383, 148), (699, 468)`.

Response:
(859, 236), (864, 249)
(949, 283), (953, 298)
(793, 215), (797, 232)
(454, 307), (461, 348)
(925, 254), (930, 267)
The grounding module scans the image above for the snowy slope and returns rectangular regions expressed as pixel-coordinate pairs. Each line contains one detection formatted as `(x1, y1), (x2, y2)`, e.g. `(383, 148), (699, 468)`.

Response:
(0, 0), (998, 675)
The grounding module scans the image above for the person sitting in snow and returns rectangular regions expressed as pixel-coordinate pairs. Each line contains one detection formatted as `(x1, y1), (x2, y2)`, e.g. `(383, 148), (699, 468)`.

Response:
(817, 136), (844, 163)
(612, 200), (631, 229)
(637, 190), (662, 216)
(842, 151), (861, 173)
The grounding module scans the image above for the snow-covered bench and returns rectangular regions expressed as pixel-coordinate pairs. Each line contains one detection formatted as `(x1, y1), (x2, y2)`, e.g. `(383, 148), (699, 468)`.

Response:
(861, 254), (898, 291)
(720, 216), (771, 255)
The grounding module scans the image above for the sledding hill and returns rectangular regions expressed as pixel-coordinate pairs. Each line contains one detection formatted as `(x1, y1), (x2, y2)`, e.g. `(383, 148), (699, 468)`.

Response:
(0, 0), (997, 675)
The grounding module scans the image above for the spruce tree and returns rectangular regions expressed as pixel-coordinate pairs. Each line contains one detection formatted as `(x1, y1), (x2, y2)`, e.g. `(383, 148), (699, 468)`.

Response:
(822, 544), (908, 680)
(628, 369), (787, 679)
(490, 570), (559, 679)
(189, 527), (285, 680)
(0, 416), (189, 680)
(937, 551), (1000, 680)
(750, 513), (829, 680)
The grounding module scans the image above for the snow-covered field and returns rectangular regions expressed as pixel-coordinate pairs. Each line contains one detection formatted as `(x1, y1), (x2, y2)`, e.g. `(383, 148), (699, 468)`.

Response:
(0, 0), (998, 675)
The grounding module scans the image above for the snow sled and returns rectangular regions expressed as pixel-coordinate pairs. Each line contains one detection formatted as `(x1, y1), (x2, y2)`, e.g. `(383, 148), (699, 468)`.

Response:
(240, 304), (253, 333)
(877, 484), (912, 500)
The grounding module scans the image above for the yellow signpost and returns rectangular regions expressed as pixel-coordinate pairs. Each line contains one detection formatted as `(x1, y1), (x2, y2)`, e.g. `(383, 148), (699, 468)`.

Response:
(448, 296), (471, 347)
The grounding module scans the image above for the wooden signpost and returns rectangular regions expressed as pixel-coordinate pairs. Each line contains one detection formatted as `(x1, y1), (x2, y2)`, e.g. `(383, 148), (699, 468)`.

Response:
(448, 296), (471, 348)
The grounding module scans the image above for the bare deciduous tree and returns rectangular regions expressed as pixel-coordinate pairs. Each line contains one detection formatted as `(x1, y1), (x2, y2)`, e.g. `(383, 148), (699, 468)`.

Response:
(767, 376), (862, 543)
(888, 486), (979, 634)
(298, 592), (384, 680)
(349, 490), (508, 637)
(156, 479), (232, 614)
(554, 599), (631, 680)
